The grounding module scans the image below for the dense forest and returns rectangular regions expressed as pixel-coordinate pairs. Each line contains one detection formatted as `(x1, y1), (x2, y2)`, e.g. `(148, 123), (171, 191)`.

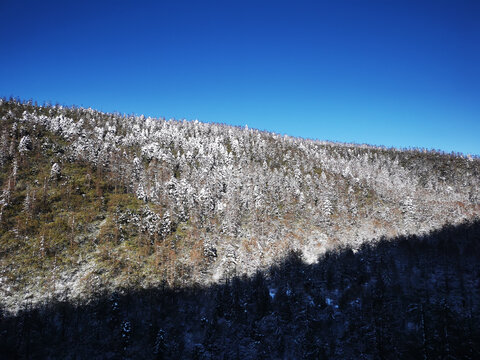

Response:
(1, 98), (479, 358)
(2, 221), (480, 359)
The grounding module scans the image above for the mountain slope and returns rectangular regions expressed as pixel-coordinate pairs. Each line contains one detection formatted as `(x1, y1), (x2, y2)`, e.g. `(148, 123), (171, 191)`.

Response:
(2, 221), (480, 359)
(0, 98), (479, 313)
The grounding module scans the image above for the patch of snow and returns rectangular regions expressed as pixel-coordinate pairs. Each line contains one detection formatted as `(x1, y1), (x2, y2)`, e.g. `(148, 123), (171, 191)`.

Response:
(268, 288), (277, 299)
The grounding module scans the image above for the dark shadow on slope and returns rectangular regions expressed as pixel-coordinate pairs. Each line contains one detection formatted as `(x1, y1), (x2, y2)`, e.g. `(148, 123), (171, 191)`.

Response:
(1, 220), (480, 360)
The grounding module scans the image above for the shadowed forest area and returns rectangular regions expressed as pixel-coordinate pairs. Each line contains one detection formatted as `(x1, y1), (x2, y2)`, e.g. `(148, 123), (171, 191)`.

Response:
(1, 220), (480, 359)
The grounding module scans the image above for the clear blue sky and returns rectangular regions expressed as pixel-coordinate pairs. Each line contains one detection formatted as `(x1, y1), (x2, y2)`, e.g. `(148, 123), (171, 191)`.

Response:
(1, 0), (479, 155)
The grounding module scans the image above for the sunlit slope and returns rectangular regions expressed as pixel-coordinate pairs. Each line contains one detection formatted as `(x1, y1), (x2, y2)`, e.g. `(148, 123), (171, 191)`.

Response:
(1, 98), (479, 312)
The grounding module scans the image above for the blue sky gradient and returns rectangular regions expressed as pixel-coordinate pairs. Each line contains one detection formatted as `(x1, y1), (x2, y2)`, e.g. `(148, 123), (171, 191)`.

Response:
(1, 0), (479, 154)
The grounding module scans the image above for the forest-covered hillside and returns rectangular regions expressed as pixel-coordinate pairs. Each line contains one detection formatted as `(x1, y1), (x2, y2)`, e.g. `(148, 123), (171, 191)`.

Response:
(2, 221), (480, 359)
(1, 98), (479, 315)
